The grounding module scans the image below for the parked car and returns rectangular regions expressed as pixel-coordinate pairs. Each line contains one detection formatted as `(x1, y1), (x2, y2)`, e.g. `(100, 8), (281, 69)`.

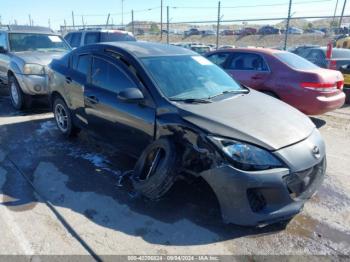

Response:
(305, 29), (325, 36)
(64, 29), (136, 48)
(201, 30), (216, 36)
(184, 28), (201, 37)
(240, 27), (257, 36)
(206, 48), (345, 115)
(258, 26), (280, 35)
(0, 25), (71, 109)
(299, 47), (350, 70)
(336, 36), (350, 49)
(219, 45), (235, 50)
(290, 45), (320, 56)
(286, 27), (303, 35)
(220, 29), (234, 36)
(48, 41), (326, 226)
(339, 64), (350, 103)
(189, 44), (211, 55)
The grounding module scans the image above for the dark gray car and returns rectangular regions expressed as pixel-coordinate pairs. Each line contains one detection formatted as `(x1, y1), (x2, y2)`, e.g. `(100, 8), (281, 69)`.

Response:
(0, 25), (71, 109)
(48, 42), (326, 226)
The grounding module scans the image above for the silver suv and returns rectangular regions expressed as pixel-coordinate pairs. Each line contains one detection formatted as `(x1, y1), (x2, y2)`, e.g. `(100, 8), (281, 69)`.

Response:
(64, 29), (136, 48)
(0, 25), (71, 109)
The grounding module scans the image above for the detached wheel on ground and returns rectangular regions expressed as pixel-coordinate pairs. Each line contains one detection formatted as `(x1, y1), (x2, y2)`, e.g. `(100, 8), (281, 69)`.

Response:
(9, 76), (32, 110)
(132, 138), (179, 200)
(53, 97), (80, 137)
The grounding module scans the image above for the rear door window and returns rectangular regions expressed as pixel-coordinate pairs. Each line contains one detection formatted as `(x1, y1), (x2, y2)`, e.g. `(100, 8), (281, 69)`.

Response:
(91, 57), (135, 93)
(76, 54), (91, 75)
(274, 52), (319, 70)
(84, 32), (100, 45)
(207, 53), (230, 67)
(70, 33), (82, 48)
(227, 53), (269, 71)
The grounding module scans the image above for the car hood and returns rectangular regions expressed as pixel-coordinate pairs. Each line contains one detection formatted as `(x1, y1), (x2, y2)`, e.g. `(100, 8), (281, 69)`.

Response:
(177, 90), (316, 151)
(13, 51), (67, 66)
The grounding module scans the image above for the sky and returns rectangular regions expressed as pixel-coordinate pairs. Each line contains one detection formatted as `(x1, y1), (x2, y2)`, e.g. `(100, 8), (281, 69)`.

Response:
(0, 0), (348, 29)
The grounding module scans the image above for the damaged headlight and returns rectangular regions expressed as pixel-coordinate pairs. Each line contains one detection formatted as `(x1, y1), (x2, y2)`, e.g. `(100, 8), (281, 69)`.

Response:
(23, 64), (45, 75)
(209, 136), (283, 171)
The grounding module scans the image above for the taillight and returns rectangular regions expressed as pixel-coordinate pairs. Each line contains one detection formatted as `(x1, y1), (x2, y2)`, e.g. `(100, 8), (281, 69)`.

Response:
(337, 80), (344, 90)
(328, 60), (337, 70)
(301, 82), (338, 91)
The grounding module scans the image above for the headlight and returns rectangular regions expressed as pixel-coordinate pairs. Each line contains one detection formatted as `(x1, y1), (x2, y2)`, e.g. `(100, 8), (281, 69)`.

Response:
(209, 136), (283, 171)
(23, 64), (45, 75)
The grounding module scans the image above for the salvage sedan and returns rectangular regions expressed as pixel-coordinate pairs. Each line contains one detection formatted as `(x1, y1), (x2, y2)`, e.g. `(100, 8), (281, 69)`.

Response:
(48, 42), (326, 226)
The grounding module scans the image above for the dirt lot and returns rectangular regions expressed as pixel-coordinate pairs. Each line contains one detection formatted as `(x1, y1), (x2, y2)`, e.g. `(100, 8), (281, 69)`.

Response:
(0, 87), (349, 258)
(138, 34), (332, 48)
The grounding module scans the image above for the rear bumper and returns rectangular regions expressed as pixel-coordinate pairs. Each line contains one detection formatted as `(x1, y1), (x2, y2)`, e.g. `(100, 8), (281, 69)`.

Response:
(200, 129), (326, 226)
(285, 90), (345, 115)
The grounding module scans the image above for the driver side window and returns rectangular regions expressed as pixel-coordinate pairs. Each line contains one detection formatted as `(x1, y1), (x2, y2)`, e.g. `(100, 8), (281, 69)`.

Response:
(91, 57), (136, 93)
(0, 33), (7, 49)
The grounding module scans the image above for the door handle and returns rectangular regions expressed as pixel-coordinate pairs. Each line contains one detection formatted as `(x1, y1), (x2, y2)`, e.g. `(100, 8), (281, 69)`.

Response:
(65, 77), (72, 84)
(86, 95), (99, 104)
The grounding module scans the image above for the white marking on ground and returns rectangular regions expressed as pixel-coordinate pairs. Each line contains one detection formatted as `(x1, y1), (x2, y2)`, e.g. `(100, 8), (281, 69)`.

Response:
(0, 113), (53, 126)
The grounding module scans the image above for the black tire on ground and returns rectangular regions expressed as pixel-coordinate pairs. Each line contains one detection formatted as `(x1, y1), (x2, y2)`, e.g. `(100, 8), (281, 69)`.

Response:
(53, 97), (80, 137)
(8, 76), (32, 110)
(132, 138), (179, 200)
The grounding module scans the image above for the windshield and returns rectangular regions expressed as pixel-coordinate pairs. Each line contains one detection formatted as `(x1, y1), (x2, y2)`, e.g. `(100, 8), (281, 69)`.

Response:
(142, 55), (244, 100)
(274, 52), (320, 70)
(101, 32), (136, 42)
(9, 33), (70, 52)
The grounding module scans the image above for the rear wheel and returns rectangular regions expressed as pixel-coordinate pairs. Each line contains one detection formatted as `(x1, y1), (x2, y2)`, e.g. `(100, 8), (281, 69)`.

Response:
(9, 76), (32, 110)
(53, 97), (80, 137)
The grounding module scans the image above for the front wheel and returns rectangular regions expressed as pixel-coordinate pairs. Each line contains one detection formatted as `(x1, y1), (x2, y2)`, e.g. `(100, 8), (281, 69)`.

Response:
(53, 97), (80, 137)
(9, 76), (31, 110)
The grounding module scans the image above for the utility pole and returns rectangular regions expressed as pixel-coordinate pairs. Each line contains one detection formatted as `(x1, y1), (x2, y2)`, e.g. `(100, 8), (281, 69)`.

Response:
(81, 16), (85, 29)
(72, 11), (75, 28)
(160, 0), (163, 40)
(131, 10), (135, 35)
(216, 1), (221, 50)
(339, 0), (348, 28)
(28, 14), (32, 26)
(167, 6), (169, 44)
(48, 18), (51, 28)
(64, 19), (67, 32)
(121, 0), (125, 27)
(284, 0), (292, 50)
(332, 0), (339, 28)
(106, 13), (110, 28)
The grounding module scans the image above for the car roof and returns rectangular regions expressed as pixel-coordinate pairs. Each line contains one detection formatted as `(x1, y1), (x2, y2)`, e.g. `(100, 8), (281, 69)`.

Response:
(0, 25), (56, 34)
(97, 41), (197, 58)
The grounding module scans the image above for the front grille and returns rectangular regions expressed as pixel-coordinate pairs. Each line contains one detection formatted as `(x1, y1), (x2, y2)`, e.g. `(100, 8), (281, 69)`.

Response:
(247, 189), (267, 212)
(283, 158), (326, 200)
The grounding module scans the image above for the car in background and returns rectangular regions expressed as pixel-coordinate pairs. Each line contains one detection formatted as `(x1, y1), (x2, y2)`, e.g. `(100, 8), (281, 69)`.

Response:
(48, 41), (326, 227)
(206, 48), (345, 115)
(286, 27), (303, 35)
(336, 36), (350, 49)
(258, 26), (280, 35)
(219, 45), (235, 50)
(184, 28), (201, 37)
(0, 25), (71, 109)
(64, 29), (136, 48)
(290, 45), (320, 56)
(299, 47), (350, 70)
(240, 27), (257, 36)
(201, 30), (216, 36)
(189, 44), (211, 55)
(305, 29), (325, 36)
(220, 29), (234, 36)
(339, 64), (350, 103)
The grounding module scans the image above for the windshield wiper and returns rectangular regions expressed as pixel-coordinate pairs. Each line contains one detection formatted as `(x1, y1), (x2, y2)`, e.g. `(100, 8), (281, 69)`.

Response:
(169, 98), (212, 104)
(208, 89), (249, 99)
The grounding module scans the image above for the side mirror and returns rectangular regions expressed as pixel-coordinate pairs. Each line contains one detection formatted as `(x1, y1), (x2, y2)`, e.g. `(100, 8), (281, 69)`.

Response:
(117, 88), (144, 103)
(0, 46), (8, 54)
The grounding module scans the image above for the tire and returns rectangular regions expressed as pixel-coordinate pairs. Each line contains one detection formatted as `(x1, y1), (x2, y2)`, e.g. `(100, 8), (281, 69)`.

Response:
(9, 76), (32, 110)
(53, 97), (80, 137)
(132, 138), (179, 200)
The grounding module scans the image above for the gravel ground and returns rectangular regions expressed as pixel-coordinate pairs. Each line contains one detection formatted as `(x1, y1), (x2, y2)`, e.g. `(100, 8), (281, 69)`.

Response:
(0, 87), (349, 259)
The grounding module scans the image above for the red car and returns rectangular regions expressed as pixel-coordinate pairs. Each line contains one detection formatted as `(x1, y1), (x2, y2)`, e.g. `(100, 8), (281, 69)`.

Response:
(206, 48), (345, 115)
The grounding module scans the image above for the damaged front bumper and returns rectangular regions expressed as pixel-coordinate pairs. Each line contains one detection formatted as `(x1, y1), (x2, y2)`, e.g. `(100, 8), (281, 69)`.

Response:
(200, 129), (326, 226)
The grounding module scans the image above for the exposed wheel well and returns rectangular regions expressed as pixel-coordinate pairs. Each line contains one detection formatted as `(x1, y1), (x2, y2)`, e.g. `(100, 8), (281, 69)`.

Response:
(50, 91), (65, 110)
